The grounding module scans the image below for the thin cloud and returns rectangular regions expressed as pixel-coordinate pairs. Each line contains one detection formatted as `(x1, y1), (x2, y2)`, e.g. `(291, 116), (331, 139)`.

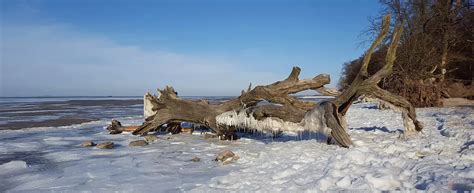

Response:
(0, 22), (281, 96)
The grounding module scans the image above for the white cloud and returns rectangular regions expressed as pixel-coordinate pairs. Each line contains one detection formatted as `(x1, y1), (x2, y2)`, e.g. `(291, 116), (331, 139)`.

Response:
(0, 22), (282, 96)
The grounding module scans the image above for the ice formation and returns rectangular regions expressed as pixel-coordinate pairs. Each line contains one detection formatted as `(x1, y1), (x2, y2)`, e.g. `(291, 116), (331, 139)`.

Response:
(216, 103), (331, 136)
(143, 92), (157, 118)
(359, 95), (417, 132)
(216, 109), (305, 134)
(302, 102), (333, 136)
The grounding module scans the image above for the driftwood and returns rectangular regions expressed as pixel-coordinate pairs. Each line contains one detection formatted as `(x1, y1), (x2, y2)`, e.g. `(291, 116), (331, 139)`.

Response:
(132, 68), (331, 137)
(313, 15), (424, 147)
(332, 15), (423, 141)
(106, 119), (123, 134)
(131, 14), (423, 147)
(106, 119), (141, 134)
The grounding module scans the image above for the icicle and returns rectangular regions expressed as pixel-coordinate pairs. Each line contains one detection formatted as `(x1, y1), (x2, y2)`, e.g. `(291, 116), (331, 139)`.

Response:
(216, 107), (334, 140)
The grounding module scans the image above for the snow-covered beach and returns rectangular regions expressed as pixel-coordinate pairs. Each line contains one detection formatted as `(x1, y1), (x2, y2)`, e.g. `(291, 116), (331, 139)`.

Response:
(2, 0), (473, 192)
(0, 98), (472, 192)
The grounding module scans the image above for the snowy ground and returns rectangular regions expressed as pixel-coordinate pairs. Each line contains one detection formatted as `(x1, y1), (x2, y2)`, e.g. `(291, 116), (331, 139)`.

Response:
(0, 103), (472, 192)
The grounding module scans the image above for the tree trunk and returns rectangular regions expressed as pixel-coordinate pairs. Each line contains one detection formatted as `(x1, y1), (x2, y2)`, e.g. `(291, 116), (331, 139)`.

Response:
(132, 68), (331, 137)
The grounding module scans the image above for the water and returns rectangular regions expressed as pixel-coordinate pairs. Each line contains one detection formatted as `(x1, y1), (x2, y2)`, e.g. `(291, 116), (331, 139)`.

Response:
(0, 96), (238, 130)
(0, 96), (329, 130)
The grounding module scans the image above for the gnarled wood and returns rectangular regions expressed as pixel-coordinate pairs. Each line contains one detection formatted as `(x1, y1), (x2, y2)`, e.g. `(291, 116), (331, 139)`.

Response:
(132, 67), (331, 136)
(328, 14), (424, 147)
(129, 14), (423, 148)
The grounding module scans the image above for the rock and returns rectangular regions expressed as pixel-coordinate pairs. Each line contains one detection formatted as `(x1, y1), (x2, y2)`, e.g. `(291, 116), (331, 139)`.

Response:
(215, 150), (234, 161)
(416, 151), (430, 158)
(190, 157), (201, 162)
(215, 150), (239, 165)
(204, 133), (217, 139)
(97, 141), (114, 149)
(81, 140), (96, 147)
(129, 140), (148, 147)
(143, 135), (158, 142)
(109, 130), (122, 134)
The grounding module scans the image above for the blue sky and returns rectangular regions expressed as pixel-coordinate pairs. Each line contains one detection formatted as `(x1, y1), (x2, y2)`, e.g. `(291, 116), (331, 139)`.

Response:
(1, 0), (382, 96)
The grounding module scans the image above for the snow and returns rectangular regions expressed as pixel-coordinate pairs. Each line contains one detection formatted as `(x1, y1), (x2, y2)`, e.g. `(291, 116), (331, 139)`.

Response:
(0, 103), (473, 192)
(0, 161), (29, 175)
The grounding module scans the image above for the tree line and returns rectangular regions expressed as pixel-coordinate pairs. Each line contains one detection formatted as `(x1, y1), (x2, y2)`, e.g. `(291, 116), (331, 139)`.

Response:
(339, 0), (473, 107)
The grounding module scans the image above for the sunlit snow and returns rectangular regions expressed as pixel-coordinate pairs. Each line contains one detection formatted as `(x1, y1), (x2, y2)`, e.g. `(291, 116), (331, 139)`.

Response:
(0, 103), (472, 192)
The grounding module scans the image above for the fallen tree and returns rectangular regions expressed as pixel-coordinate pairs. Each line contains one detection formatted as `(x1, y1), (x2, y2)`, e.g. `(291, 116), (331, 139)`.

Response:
(131, 14), (423, 147)
(133, 69), (332, 137)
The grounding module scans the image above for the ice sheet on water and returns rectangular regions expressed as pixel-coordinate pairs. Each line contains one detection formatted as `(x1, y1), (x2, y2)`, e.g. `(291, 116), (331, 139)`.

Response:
(0, 118), (239, 192)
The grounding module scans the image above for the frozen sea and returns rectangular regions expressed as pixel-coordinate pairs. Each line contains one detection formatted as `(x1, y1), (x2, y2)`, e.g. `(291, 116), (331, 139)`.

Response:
(0, 97), (472, 192)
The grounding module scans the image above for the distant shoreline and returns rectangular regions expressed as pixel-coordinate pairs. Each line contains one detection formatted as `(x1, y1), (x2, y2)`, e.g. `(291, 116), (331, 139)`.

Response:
(0, 96), (142, 99)
(0, 95), (331, 98)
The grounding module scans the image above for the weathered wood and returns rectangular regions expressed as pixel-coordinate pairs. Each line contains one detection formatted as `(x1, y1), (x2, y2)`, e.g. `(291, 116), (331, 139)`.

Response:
(238, 68), (331, 111)
(144, 92), (158, 119)
(329, 14), (424, 147)
(129, 14), (423, 148)
(322, 101), (352, 148)
(315, 87), (340, 96)
(250, 105), (306, 123)
(106, 119), (123, 134)
(332, 15), (392, 110)
(132, 67), (331, 136)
